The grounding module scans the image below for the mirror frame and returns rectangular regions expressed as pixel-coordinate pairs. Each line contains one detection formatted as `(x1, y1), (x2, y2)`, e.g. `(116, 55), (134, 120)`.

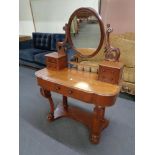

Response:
(67, 7), (105, 58)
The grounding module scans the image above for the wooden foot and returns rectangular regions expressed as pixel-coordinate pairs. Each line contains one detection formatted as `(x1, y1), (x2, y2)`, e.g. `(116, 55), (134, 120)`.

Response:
(47, 112), (54, 121)
(90, 134), (100, 144)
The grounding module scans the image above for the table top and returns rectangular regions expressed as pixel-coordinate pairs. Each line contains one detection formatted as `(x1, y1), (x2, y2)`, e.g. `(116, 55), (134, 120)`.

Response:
(35, 68), (120, 96)
(45, 52), (66, 58)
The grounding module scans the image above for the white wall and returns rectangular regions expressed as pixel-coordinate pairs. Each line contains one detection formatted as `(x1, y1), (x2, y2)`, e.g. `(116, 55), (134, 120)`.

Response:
(19, 0), (35, 35)
(19, 0), (99, 34)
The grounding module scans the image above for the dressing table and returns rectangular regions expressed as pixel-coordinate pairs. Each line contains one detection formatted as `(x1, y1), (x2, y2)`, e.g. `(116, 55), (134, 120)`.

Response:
(35, 7), (123, 144)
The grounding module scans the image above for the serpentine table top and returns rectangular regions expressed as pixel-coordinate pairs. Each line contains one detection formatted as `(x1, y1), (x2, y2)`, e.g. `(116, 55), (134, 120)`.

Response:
(35, 68), (120, 106)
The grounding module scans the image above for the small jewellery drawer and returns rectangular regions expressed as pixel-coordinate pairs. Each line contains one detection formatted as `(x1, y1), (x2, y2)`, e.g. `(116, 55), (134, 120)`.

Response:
(46, 62), (57, 70)
(51, 83), (92, 103)
(45, 52), (67, 70)
(98, 61), (124, 85)
(46, 57), (57, 63)
(98, 67), (116, 84)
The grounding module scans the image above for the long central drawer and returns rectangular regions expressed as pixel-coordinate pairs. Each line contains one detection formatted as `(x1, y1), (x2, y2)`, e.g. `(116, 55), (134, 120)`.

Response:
(37, 77), (93, 103)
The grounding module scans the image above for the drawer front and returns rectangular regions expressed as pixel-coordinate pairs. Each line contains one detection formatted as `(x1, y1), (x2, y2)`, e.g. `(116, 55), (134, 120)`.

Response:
(47, 62), (57, 70)
(46, 57), (57, 63)
(37, 78), (92, 103)
(51, 83), (92, 103)
(98, 66), (119, 84)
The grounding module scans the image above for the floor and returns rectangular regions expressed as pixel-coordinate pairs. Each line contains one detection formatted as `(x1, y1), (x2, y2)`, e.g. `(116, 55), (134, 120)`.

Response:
(19, 66), (135, 155)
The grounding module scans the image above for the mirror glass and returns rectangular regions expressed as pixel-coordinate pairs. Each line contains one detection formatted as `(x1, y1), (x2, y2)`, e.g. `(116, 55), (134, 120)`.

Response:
(70, 10), (101, 56)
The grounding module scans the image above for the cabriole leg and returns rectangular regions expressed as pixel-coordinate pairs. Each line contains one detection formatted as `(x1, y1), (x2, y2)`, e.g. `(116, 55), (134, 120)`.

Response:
(40, 88), (54, 121)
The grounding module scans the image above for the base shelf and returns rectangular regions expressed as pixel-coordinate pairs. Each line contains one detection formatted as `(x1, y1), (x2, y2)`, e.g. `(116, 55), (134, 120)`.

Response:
(47, 103), (109, 144)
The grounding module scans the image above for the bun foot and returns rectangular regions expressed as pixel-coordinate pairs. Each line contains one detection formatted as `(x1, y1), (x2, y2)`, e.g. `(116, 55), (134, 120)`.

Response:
(47, 113), (54, 121)
(90, 134), (100, 144)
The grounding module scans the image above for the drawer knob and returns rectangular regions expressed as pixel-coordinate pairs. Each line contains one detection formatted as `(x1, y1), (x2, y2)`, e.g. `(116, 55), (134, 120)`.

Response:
(55, 86), (60, 91)
(68, 90), (73, 94)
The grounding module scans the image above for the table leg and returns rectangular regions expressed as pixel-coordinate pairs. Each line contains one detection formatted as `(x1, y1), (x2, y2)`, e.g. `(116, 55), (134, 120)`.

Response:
(90, 106), (105, 144)
(63, 96), (68, 111)
(40, 88), (54, 121)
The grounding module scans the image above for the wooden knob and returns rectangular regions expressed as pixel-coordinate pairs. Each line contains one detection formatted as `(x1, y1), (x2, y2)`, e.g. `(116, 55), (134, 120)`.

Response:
(68, 90), (72, 94)
(55, 86), (60, 91)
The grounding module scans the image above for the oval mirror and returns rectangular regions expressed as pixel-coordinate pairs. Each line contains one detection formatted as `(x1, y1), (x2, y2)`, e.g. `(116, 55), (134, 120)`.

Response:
(68, 7), (105, 58)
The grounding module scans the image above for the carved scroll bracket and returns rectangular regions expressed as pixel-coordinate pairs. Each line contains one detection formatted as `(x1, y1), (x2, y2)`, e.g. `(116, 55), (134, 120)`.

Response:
(61, 24), (72, 48)
(56, 23), (73, 55)
(104, 24), (120, 62)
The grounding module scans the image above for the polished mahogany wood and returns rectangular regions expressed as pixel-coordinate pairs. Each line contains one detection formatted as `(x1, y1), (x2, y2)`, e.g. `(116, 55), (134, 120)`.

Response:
(66, 7), (105, 58)
(90, 106), (109, 143)
(98, 60), (124, 85)
(35, 7), (124, 144)
(40, 87), (54, 121)
(104, 24), (121, 61)
(45, 52), (67, 70)
(36, 68), (120, 106)
(35, 68), (121, 144)
(60, 9), (121, 62)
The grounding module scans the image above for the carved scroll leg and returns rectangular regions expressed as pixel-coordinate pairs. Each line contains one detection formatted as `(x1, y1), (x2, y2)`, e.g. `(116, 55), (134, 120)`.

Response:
(63, 96), (68, 111)
(90, 106), (105, 144)
(40, 88), (54, 121)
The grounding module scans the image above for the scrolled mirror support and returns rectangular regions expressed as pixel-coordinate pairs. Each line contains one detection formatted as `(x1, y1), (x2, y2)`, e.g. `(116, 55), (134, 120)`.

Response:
(59, 8), (120, 62)
(104, 24), (120, 61)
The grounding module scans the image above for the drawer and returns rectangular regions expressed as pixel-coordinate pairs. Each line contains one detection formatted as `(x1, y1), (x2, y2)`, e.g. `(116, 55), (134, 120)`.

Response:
(98, 67), (116, 84)
(51, 83), (92, 103)
(98, 62), (124, 84)
(37, 78), (92, 103)
(47, 62), (57, 70)
(46, 57), (57, 63)
(64, 87), (92, 103)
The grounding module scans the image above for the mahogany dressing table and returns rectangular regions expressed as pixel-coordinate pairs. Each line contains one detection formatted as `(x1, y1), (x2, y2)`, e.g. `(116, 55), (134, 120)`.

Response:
(35, 7), (123, 144)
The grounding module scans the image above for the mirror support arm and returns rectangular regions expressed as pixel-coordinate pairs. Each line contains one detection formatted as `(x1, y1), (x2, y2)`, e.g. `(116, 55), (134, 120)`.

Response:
(106, 24), (113, 48)
(57, 24), (70, 55)
(60, 8), (121, 61)
(104, 24), (120, 62)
